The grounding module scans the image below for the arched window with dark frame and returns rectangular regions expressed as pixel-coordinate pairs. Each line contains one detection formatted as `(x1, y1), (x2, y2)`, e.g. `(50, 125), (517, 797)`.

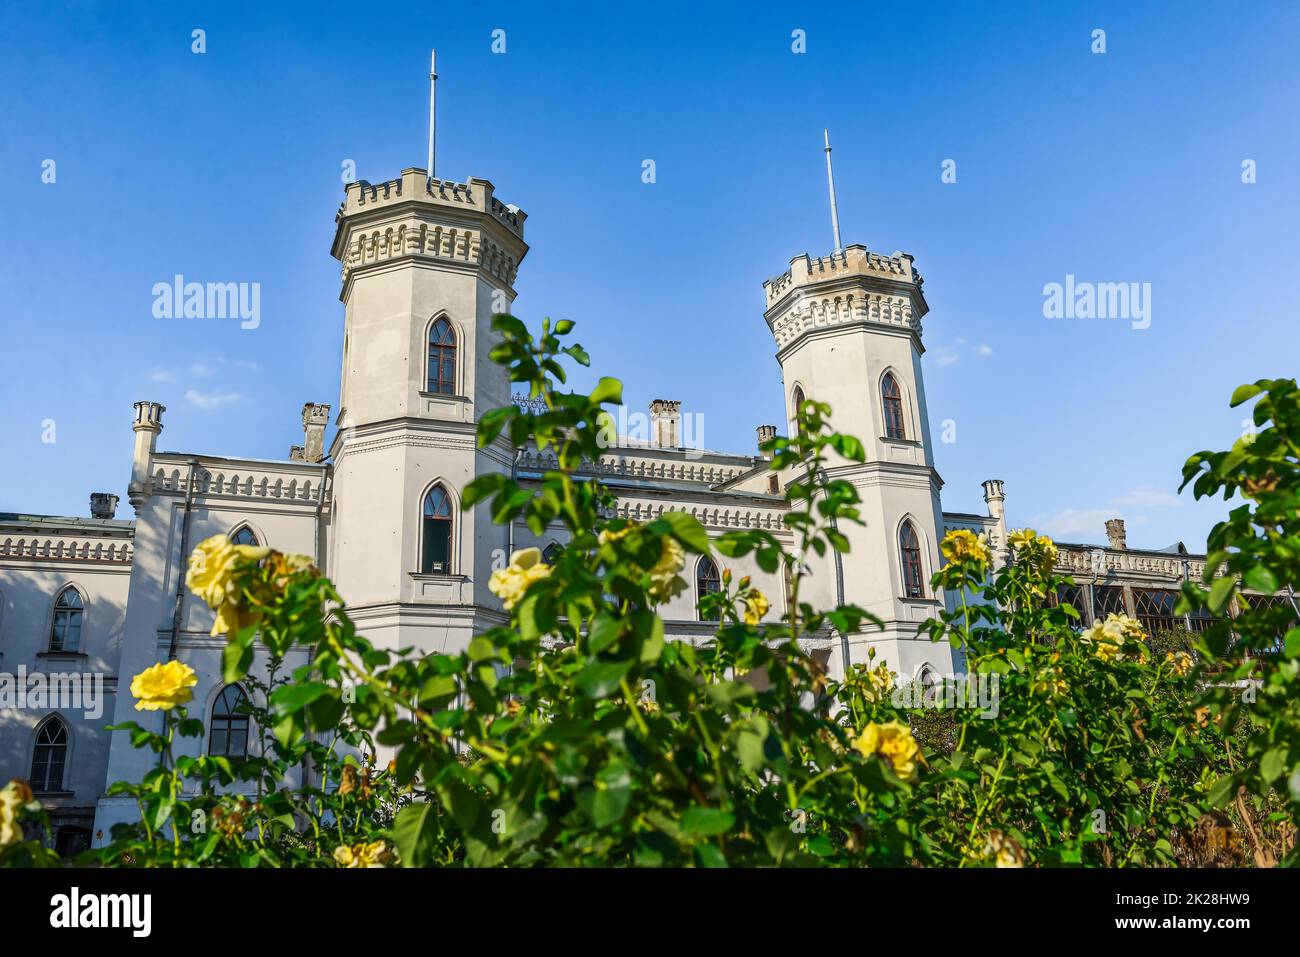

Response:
(543, 542), (563, 563)
(208, 685), (251, 758)
(900, 521), (925, 598)
(427, 317), (457, 395)
(229, 525), (259, 547)
(49, 587), (84, 653)
(30, 715), (69, 792)
(421, 484), (453, 573)
(696, 556), (722, 621)
(882, 373), (906, 440)
(791, 385), (806, 433)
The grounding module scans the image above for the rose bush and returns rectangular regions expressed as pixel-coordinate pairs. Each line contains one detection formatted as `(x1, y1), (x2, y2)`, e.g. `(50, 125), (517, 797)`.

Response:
(2, 317), (1292, 868)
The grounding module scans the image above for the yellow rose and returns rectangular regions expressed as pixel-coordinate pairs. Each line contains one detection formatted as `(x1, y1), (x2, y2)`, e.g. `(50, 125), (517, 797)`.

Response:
(940, 529), (991, 569)
(743, 589), (770, 626)
(212, 598), (263, 638)
(852, 720), (919, 780)
(1031, 666), (1067, 697)
(0, 779), (35, 848)
(187, 535), (270, 609)
(130, 660), (199, 712)
(488, 547), (553, 611)
(983, 829), (1026, 868)
(647, 536), (687, 601)
(333, 839), (396, 868)
(1007, 528), (1059, 572)
(1165, 651), (1193, 678)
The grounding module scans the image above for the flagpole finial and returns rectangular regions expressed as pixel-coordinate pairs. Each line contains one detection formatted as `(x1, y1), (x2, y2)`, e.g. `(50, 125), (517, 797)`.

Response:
(823, 129), (842, 253)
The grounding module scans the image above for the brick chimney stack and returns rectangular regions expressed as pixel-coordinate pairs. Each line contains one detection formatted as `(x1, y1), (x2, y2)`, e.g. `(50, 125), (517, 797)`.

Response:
(1105, 517), (1127, 551)
(291, 403), (332, 463)
(90, 492), (119, 519)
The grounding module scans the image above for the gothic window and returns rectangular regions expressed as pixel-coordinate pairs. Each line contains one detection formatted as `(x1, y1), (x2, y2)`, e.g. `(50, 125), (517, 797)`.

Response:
(1094, 585), (1128, 618)
(421, 484), (454, 573)
(209, 685), (251, 758)
(900, 521), (924, 598)
(229, 525), (259, 547)
(543, 542), (563, 563)
(1051, 585), (1088, 628)
(1133, 588), (1180, 636)
(30, 716), (68, 792)
(427, 317), (457, 395)
(882, 373), (906, 440)
(696, 556), (722, 621)
(790, 386), (805, 433)
(49, 587), (84, 653)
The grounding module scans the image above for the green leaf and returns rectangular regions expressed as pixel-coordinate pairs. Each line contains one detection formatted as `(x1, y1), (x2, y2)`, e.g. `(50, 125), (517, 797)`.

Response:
(1207, 575), (1237, 614)
(1260, 747), (1287, 784)
(657, 510), (711, 553)
(222, 638), (253, 684)
(392, 802), (440, 868)
(680, 807), (735, 837)
(1243, 565), (1278, 594)
(587, 613), (623, 654)
(1229, 382), (1263, 407)
(270, 681), (329, 713)
(589, 377), (623, 406)
(575, 658), (633, 699)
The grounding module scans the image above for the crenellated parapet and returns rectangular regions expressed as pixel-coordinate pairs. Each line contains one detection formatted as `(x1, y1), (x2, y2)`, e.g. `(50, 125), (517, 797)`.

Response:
(763, 243), (928, 353)
(331, 168), (528, 294)
(517, 450), (753, 487)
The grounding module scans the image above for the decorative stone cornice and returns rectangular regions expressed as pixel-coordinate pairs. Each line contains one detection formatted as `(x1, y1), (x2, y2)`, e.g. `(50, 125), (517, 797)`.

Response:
(0, 535), (133, 564)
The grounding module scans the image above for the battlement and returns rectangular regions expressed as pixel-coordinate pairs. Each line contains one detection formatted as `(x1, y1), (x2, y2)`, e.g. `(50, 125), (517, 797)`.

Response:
(331, 168), (529, 294)
(763, 243), (922, 309)
(336, 168), (526, 239)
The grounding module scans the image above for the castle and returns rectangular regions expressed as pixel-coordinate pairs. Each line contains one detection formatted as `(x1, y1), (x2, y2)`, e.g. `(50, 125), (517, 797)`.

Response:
(0, 151), (1231, 852)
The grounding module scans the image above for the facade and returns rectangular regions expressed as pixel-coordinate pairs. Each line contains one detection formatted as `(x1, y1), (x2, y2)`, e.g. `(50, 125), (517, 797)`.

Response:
(0, 156), (1232, 849)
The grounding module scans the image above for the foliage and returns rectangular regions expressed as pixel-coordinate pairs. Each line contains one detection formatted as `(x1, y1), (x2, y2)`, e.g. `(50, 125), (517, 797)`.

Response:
(2, 325), (1294, 868)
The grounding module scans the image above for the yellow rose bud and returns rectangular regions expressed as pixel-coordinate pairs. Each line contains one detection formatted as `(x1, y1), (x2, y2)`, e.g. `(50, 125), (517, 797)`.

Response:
(0, 779), (36, 848)
(130, 660), (199, 712)
(488, 547), (553, 611)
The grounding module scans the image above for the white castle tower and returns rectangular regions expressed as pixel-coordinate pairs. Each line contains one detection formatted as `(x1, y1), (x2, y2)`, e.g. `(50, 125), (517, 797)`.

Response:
(326, 168), (528, 653)
(762, 134), (954, 681)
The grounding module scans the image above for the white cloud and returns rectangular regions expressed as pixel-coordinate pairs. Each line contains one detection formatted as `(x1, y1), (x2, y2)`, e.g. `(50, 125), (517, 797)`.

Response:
(1110, 486), (1182, 508)
(148, 369), (175, 383)
(934, 347), (960, 367)
(976, 343), (994, 356)
(1033, 508), (1149, 540)
(189, 363), (211, 377)
(184, 389), (242, 410)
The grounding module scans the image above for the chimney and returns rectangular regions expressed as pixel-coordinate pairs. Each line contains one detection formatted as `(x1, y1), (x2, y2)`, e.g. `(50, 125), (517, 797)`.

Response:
(1105, 518), (1127, 551)
(291, 403), (332, 463)
(649, 400), (681, 448)
(90, 492), (119, 519)
(981, 479), (1006, 521)
(756, 424), (777, 456)
(128, 401), (165, 508)
(981, 479), (1008, 567)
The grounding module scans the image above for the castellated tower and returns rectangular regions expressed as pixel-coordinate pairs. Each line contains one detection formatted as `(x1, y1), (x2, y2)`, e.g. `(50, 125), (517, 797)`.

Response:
(763, 243), (954, 681)
(328, 168), (528, 653)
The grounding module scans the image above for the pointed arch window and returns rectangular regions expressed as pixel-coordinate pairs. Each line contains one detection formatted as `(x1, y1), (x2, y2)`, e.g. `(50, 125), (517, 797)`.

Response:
(49, 588), (84, 653)
(791, 386), (806, 433)
(30, 716), (68, 792)
(209, 685), (251, 758)
(543, 542), (563, 563)
(229, 526), (259, 547)
(696, 556), (722, 621)
(427, 317), (457, 395)
(900, 521), (925, 599)
(882, 373), (906, 440)
(421, 484), (453, 573)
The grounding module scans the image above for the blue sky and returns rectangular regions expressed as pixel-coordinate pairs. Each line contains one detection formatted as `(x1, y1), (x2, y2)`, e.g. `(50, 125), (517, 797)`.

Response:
(1, 1), (1297, 550)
